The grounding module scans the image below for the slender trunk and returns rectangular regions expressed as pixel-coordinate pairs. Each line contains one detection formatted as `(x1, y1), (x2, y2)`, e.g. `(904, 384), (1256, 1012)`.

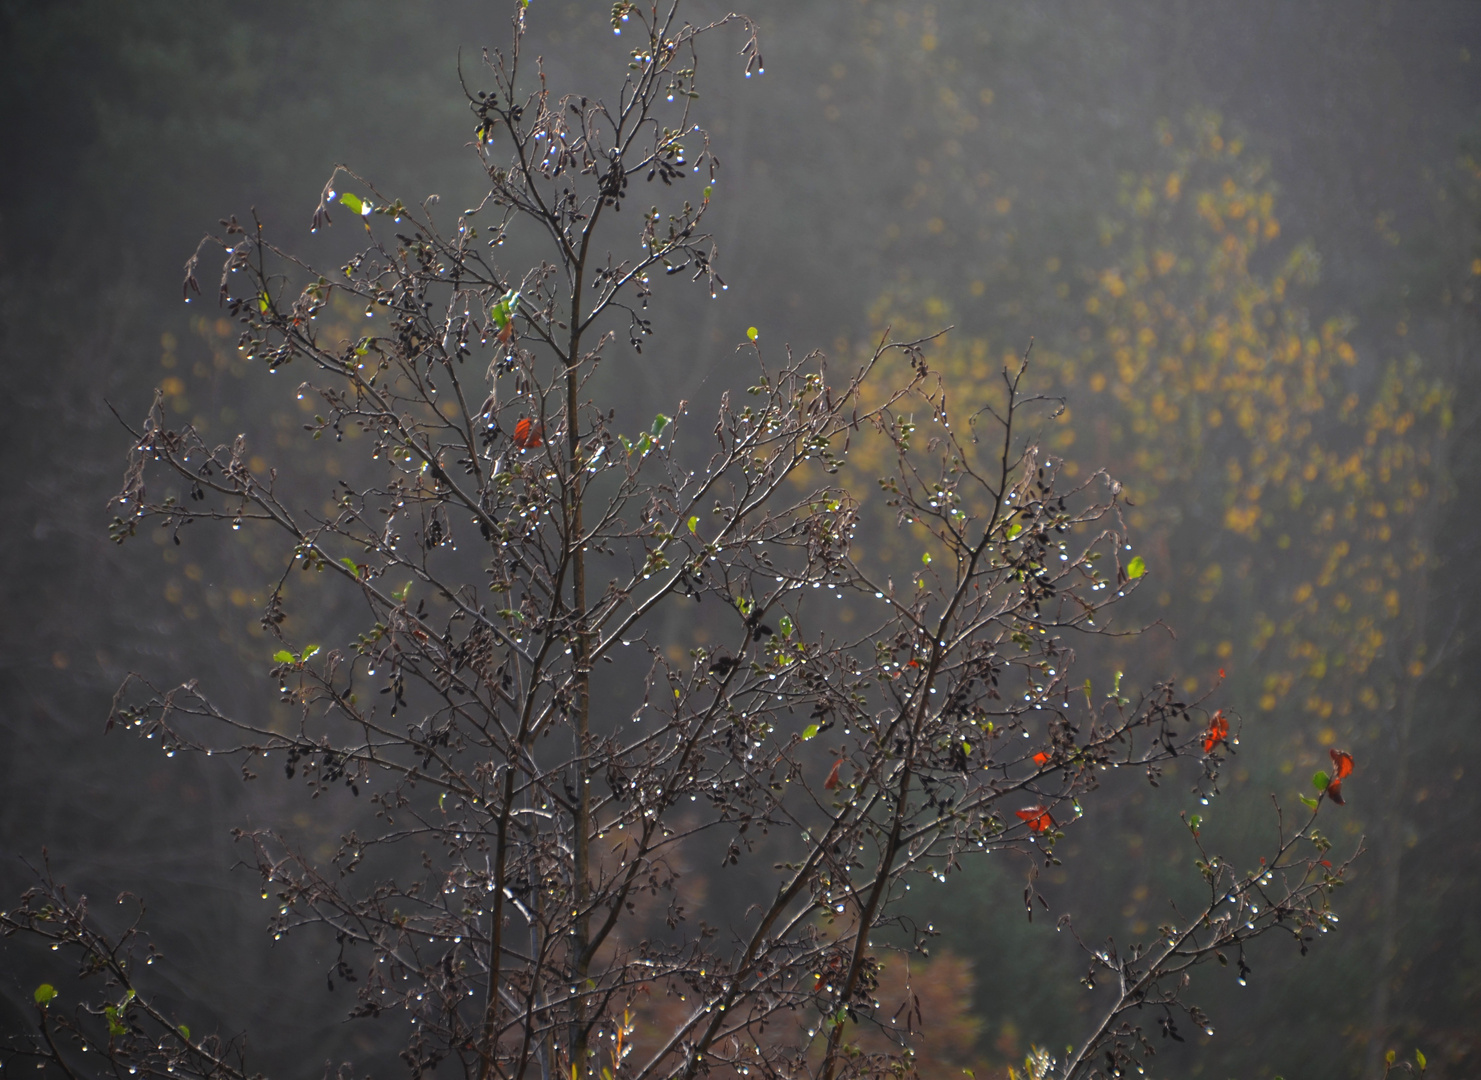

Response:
(820, 793), (907, 1080)
(480, 765), (520, 1080)
(1363, 658), (1419, 1073)
(1363, 533), (1432, 1071)
(1362, 287), (1464, 1070)
(568, 304), (593, 1077)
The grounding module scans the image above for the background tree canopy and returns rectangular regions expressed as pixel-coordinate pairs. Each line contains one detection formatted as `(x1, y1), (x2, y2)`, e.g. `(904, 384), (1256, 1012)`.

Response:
(2, 2), (1479, 1077)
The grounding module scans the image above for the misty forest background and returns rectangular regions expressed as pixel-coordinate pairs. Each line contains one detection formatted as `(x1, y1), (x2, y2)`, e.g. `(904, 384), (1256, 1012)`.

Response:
(2, 2), (1480, 1077)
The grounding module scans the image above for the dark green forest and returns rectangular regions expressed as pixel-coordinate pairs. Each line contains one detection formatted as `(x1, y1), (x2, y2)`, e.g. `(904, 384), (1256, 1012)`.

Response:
(2, 3), (1479, 1078)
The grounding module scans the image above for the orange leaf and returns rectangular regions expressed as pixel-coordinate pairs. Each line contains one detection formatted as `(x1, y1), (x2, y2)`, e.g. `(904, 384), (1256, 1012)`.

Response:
(513, 417), (544, 449)
(1202, 710), (1229, 754)
(1015, 806), (1053, 833)
(1032, 751), (1051, 767)
(823, 758), (844, 791)
(1324, 748), (1354, 805)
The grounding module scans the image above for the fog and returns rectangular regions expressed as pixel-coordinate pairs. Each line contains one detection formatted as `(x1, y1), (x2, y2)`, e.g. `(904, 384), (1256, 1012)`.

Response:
(3, 3), (1479, 1077)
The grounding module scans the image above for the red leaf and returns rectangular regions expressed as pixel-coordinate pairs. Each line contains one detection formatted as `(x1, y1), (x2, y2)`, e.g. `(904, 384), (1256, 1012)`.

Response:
(1201, 710), (1229, 754)
(906, 658), (920, 668)
(1032, 751), (1051, 767)
(1218, 667), (1226, 680)
(1015, 806), (1053, 833)
(823, 758), (844, 791)
(513, 417), (544, 449)
(1323, 749), (1354, 805)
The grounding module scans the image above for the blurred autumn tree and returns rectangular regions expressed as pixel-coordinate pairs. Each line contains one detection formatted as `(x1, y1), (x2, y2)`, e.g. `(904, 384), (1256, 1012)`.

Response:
(845, 104), (1472, 1076)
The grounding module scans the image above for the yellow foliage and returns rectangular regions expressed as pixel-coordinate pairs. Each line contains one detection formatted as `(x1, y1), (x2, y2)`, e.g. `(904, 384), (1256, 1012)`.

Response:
(845, 110), (1447, 740)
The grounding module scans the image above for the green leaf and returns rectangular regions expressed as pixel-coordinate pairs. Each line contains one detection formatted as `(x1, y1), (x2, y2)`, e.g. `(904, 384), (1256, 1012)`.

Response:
(960, 741), (971, 756)
(687, 515), (699, 534)
(651, 413), (671, 437)
(258, 291), (271, 313)
(779, 615), (794, 639)
(338, 192), (366, 216)
(1313, 770), (1330, 792)
(1126, 555), (1146, 579)
(1385, 1051), (1396, 1066)
(489, 291), (519, 330)
(1299, 794), (1319, 810)
(105, 1004), (127, 1036)
(392, 581), (412, 603)
(339, 556), (359, 574)
(802, 724), (819, 741)
(619, 434), (633, 453)
(1415, 1049), (1426, 1070)
(703, 184), (713, 200)
(273, 649), (296, 665)
(746, 326), (759, 341)
(1187, 813), (1203, 832)
(921, 551), (932, 566)
(33, 984), (56, 1005)
(1006, 522), (1022, 540)
(178, 1024), (191, 1041)
(301, 645), (320, 662)
(1082, 678), (1093, 705)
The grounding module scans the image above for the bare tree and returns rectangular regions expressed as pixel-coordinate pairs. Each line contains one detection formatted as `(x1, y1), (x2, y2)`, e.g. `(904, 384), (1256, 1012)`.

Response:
(3, 4), (1359, 1079)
